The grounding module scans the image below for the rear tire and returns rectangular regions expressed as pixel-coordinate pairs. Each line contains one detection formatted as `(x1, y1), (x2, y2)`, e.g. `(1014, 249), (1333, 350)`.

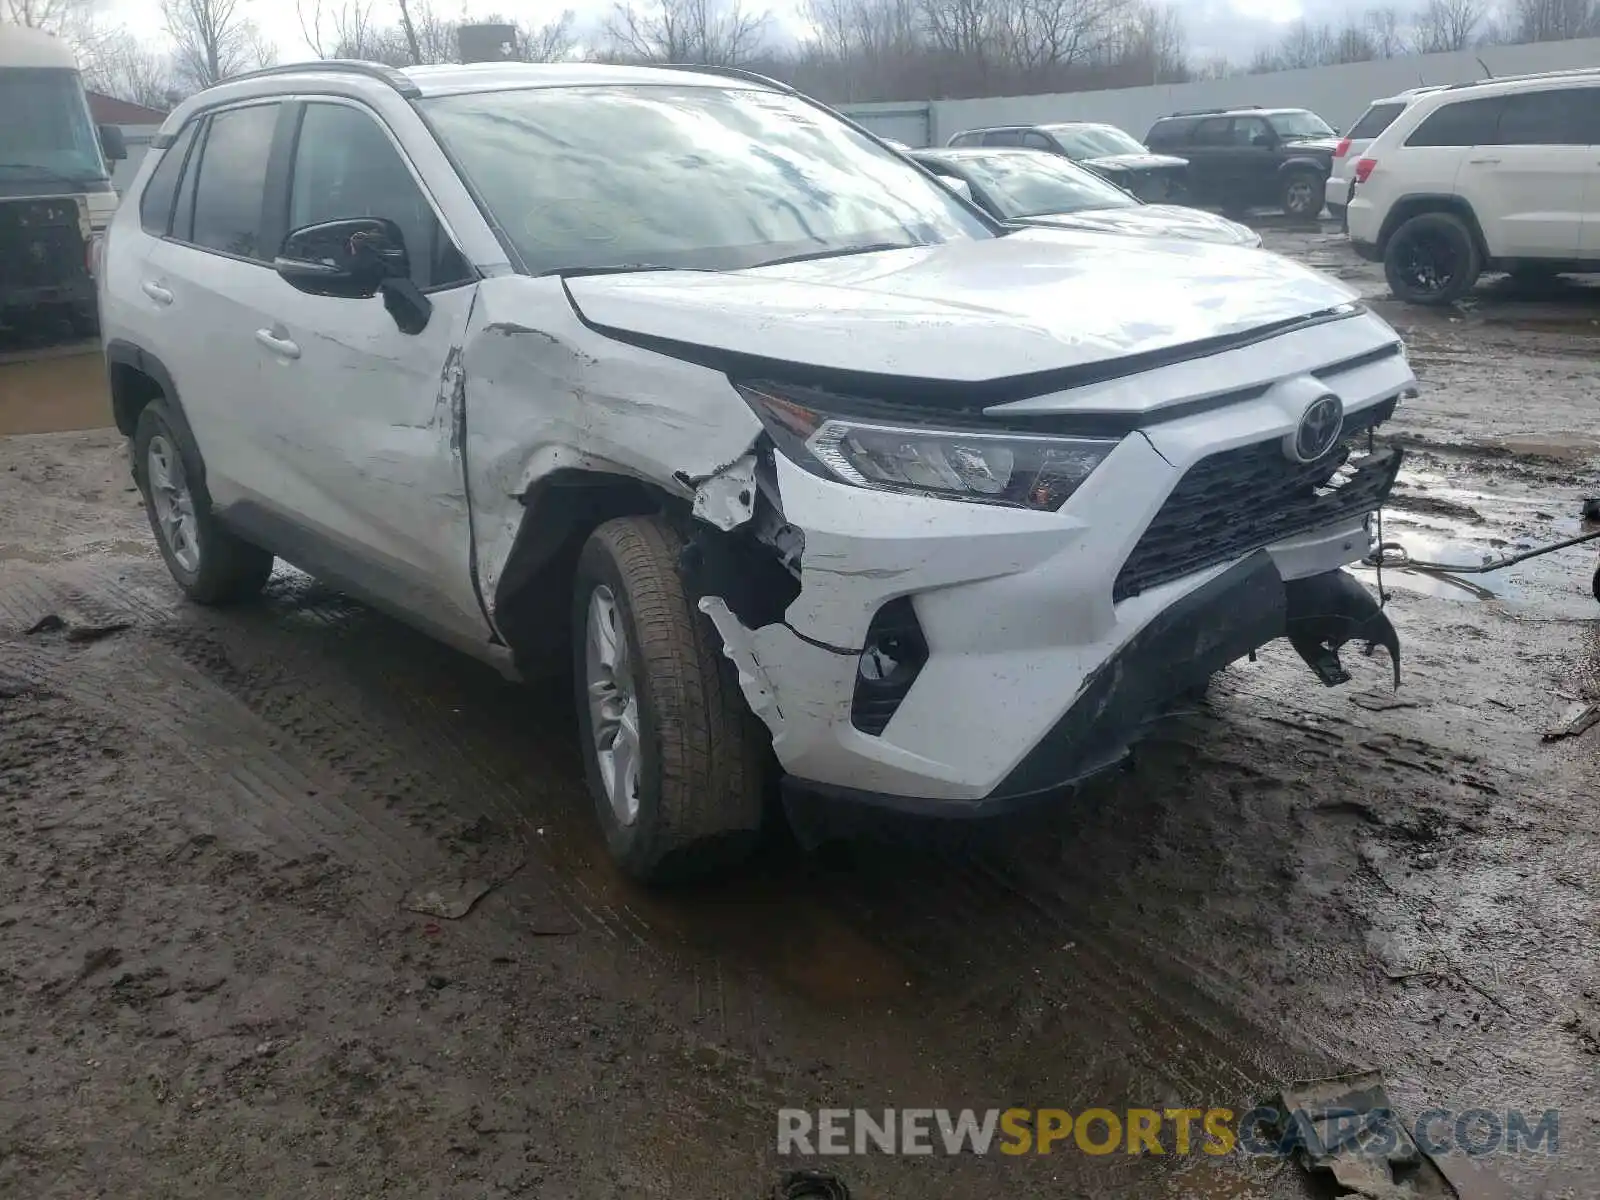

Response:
(572, 515), (765, 883)
(1383, 212), (1481, 306)
(132, 400), (274, 605)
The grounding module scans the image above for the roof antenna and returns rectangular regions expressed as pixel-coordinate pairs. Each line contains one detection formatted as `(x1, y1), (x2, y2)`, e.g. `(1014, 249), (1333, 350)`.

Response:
(1476, 56), (1493, 78)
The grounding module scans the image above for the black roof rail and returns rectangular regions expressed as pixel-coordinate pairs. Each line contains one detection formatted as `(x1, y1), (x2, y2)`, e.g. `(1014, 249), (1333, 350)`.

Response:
(656, 62), (796, 93)
(217, 59), (423, 99)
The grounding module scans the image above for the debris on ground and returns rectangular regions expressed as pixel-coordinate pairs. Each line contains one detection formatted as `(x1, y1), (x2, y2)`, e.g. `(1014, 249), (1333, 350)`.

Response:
(1542, 702), (1600, 743)
(1272, 1072), (1454, 1199)
(1350, 691), (1422, 712)
(403, 874), (497, 920)
(23, 612), (131, 643)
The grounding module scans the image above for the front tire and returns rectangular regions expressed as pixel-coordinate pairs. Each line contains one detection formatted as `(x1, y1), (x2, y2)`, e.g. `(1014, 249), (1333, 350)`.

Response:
(572, 515), (765, 883)
(1383, 212), (1481, 306)
(1281, 170), (1323, 219)
(132, 400), (274, 604)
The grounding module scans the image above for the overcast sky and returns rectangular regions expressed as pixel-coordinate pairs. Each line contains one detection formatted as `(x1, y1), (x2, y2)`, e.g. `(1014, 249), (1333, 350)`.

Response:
(98, 0), (1349, 64)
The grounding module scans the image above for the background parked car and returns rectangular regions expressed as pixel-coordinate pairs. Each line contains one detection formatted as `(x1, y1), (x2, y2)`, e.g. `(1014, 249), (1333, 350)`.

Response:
(913, 147), (1261, 247)
(1145, 106), (1338, 218)
(1345, 67), (1600, 305)
(945, 123), (1188, 202)
(1325, 85), (1449, 224)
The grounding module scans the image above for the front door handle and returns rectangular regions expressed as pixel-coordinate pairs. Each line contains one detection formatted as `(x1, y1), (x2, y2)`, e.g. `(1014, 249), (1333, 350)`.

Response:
(1467, 156), (1501, 165)
(255, 329), (301, 360)
(141, 280), (174, 306)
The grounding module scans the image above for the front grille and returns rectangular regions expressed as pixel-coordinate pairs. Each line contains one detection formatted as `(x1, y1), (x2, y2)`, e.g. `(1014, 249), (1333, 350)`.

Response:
(1113, 397), (1401, 602)
(0, 199), (90, 294)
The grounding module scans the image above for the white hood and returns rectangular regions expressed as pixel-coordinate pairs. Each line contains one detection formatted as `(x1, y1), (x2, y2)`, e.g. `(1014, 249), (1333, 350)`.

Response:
(564, 229), (1358, 383)
(1021, 204), (1260, 247)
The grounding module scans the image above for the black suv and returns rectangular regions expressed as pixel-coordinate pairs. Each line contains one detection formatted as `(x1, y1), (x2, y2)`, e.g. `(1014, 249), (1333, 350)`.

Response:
(1144, 107), (1338, 218)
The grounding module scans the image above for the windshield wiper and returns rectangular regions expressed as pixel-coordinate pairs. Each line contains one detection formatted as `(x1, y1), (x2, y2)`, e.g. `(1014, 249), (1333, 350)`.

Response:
(0, 162), (100, 188)
(749, 241), (926, 270)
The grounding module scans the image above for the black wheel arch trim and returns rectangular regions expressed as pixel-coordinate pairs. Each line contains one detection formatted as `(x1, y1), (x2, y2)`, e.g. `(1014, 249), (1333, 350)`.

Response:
(105, 339), (208, 488)
(1376, 194), (1488, 259)
(1277, 157), (1330, 179)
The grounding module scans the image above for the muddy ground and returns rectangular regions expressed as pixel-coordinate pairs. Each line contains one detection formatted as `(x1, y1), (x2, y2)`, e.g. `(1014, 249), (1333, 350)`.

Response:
(2, 230), (1598, 1199)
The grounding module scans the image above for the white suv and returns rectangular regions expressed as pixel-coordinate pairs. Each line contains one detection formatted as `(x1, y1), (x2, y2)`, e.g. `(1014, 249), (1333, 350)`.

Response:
(1346, 68), (1600, 305)
(100, 61), (1413, 881)
(1325, 85), (1448, 224)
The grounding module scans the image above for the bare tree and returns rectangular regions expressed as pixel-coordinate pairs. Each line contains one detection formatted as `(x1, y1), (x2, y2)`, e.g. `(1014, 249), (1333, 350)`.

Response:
(1332, 19), (1378, 60)
(394, 0), (423, 62)
(81, 29), (181, 109)
(516, 11), (579, 61)
(1507, 0), (1598, 40)
(1275, 19), (1335, 68)
(161, 0), (275, 89)
(1364, 5), (1408, 55)
(604, 0), (770, 65)
(1, 0), (96, 29)
(1411, 0), (1485, 50)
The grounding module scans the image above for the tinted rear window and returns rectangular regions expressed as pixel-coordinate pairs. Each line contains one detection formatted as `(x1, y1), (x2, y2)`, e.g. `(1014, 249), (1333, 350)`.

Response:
(1405, 96), (1504, 147)
(1348, 102), (1404, 140)
(1492, 86), (1600, 146)
(948, 131), (981, 147)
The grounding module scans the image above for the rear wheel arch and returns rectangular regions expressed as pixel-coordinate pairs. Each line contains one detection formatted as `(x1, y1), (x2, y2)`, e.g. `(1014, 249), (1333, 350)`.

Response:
(105, 342), (207, 486)
(1377, 195), (1489, 261)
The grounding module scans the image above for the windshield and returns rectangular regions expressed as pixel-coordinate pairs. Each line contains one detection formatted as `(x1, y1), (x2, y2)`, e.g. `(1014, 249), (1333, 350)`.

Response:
(1266, 111), (1335, 140)
(422, 85), (991, 274)
(943, 152), (1137, 218)
(1048, 126), (1146, 158)
(0, 69), (108, 183)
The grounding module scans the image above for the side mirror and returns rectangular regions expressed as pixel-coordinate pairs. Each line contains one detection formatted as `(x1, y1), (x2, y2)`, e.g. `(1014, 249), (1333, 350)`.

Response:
(276, 217), (409, 298)
(98, 124), (127, 162)
(275, 217), (432, 333)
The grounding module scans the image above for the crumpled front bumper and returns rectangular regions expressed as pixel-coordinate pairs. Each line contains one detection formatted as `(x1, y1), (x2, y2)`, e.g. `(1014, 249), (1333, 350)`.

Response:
(701, 431), (1399, 816)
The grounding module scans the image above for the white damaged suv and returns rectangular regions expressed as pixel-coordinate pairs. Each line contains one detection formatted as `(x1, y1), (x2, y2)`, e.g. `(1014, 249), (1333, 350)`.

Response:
(100, 61), (1412, 880)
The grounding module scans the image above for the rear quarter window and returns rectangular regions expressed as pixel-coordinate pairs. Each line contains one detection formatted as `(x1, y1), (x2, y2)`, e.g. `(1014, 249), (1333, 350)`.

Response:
(1347, 102), (1405, 140)
(948, 131), (981, 147)
(1405, 96), (1504, 147)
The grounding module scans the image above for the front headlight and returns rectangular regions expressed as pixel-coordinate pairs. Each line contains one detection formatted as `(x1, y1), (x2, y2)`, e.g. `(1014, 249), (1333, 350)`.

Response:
(738, 383), (1119, 512)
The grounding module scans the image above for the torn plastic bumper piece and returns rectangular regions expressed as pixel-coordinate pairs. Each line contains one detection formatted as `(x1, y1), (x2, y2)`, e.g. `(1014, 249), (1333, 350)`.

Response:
(783, 550), (1288, 821)
(773, 556), (1402, 826)
(1285, 567), (1400, 690)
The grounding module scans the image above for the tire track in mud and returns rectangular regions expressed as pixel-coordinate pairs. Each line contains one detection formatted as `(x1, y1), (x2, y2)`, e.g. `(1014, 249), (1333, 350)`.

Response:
(10, 556), (1546, 1127)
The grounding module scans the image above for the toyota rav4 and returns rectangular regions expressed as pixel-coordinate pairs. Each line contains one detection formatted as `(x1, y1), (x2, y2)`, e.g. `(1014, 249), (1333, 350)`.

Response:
(100, 61), (1411, 881)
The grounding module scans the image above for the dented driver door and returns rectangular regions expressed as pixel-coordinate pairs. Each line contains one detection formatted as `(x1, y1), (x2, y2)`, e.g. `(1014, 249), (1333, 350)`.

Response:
(244, 99), (491, 647)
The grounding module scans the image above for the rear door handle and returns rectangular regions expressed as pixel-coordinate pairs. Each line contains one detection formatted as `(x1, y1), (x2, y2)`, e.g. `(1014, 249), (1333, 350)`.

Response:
(141, 281), (174, 306)
(1467, 156), (1501, 165)
(255, 329), (301, 360)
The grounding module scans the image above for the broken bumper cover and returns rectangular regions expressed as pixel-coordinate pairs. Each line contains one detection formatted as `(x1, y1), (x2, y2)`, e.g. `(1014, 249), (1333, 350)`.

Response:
(788, 550), (1293, 818)
(705, 437), (1401, 819)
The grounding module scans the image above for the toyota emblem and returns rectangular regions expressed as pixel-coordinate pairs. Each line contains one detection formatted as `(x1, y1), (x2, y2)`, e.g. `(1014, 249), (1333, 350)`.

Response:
(1289, 394), (1344, 462)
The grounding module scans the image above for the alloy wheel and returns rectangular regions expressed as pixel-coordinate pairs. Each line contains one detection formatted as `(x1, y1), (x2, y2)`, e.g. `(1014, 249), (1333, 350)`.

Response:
(147, 434), (201, 573)
(585, 584), (642, 826)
